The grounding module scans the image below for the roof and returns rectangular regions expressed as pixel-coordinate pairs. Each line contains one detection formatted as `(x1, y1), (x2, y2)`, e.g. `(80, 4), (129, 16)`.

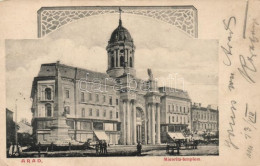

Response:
(191, 105), (218, 112)
(167, 132), (186, 140)
(159, 87), (191, 101)
(31, 62), (118, 98)
(6, 108), (13, 114)
(17, 122), (32, 135)
(36, 63), (115, 85)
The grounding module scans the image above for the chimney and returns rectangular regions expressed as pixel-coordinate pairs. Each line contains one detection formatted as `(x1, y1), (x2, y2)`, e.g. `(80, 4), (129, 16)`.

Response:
(207, 105), (211, 109)
(199, 103), (201, 107)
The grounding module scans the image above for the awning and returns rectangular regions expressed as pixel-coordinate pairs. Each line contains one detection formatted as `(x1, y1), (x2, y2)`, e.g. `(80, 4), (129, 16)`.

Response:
(197, 131), (205, 135)
(94, 131), (109, 141)
(193, 135), (203, 140)
(210, 131), (216, 135)
(167, 132), (186, 140)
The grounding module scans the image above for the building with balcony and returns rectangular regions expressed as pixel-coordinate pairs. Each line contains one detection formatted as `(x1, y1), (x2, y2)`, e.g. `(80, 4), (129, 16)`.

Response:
(191, 103), (219, 136)
(159, 87), (191, 143)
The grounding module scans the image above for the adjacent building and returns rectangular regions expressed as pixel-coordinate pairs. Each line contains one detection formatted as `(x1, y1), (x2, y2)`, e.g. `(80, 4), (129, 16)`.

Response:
(191, 103), (219, 135)
(17, 121), (33, 146)
(6, 109), (15, 145)
(159, 87), (191, 143)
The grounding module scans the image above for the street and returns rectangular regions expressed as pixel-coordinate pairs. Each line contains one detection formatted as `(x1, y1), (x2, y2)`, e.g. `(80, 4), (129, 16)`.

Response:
(143, 145), (219, 156)
(18, 144), (218, 157)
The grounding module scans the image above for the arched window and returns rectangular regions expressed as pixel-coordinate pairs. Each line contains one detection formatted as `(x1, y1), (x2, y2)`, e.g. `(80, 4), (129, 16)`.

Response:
(110, 111), (113, 119)
(45, 88), (51, 100)
(136, 110), (142, 118)
(45, 103), (52, 117)
(81, 92), (85, 102)
(109, 96), (113, 105)
(130, 57), (133, 67)
(64, 106), (70, 114)
(65, 90), (70, 98)
(111, 56), (114, 68)
(120, 56), (124, 67)
(103, 110), (106, 117)
(116, 55), (118, 67)
(82, 108), (85, 117)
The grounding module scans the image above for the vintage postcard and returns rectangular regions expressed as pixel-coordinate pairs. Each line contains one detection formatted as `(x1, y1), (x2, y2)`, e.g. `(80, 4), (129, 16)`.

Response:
(0, 0), (259, 165)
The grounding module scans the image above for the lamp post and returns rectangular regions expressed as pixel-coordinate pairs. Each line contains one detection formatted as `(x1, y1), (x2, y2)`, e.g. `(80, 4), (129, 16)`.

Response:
(15, 99), (18, 146)
(14, 92), (27, 146)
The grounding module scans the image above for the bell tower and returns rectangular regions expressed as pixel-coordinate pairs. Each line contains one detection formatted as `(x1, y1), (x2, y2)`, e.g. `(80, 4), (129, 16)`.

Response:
(106, 8), (136, 78)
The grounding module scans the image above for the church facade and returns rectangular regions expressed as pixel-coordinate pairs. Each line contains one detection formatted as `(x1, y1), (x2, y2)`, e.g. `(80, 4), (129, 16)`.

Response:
(30, 16), (192, 145)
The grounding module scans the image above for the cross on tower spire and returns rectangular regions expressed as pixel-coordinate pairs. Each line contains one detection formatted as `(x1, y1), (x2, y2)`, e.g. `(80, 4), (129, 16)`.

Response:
(119, 7), (122, 26)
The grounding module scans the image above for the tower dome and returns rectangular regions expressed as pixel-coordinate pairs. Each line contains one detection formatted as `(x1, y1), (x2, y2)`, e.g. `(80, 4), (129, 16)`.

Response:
(109, 20), (133, 44)
(106, 14), (136, 78)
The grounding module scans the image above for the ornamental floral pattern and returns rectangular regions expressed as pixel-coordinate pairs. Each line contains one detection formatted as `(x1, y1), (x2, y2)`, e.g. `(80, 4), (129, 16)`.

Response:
(38, 6), (197, 38)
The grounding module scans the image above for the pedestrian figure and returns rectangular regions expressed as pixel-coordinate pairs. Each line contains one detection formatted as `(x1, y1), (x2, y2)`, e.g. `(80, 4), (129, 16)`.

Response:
(50, 142), (54, 152)
(99, 141), (103, 154)
(8, 142), (14, 157)
(17, 143), (21, 156)
(69, 142), (71, 151)
(137, 142), (142, 156)
(95, 141), (99, 156)
(38, 142), (41, 157)
(103, 141), (107, 155)
(166, 142), (169, 153)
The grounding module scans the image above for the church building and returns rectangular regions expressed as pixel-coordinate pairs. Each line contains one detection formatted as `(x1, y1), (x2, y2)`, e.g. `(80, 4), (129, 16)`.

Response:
(30, 14), (192, 145)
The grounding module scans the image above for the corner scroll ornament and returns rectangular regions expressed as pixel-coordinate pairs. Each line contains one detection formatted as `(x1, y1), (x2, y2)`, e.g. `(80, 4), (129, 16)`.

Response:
(38, 6), (197, 38)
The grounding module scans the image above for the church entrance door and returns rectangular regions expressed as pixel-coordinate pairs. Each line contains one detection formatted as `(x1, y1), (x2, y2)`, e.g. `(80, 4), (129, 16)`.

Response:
(136, 107), (145, 144)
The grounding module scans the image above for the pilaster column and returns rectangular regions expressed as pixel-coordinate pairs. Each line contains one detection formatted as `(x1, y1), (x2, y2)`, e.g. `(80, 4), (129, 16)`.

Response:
(115, 49), (117, 67)
(151, 103), (155, 145)
(166, 125), (169, 132)
(127, 49), (130, 67)
(147, 103), (151, 144)
(122, 101), (126, 145)
(132, 101), (137, 145)
(156, 104), (161, 144)
(108, 54), (110, 69)
(144, 106), (147, 145)
(133, 54), (134, 68)
(126, 100), (131, 145)
(117, 49), (120, 67)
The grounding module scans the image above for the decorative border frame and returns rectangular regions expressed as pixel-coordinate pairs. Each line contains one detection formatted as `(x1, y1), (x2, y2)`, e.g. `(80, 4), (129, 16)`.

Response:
(37, 6), (198, 38)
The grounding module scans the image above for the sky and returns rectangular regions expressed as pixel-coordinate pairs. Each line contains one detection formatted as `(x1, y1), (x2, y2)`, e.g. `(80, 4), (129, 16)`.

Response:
(6, 13), (218, 122)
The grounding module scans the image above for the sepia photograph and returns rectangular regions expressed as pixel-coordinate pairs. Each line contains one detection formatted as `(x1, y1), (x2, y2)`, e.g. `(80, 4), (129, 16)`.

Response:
(5, 6), (219, 158)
